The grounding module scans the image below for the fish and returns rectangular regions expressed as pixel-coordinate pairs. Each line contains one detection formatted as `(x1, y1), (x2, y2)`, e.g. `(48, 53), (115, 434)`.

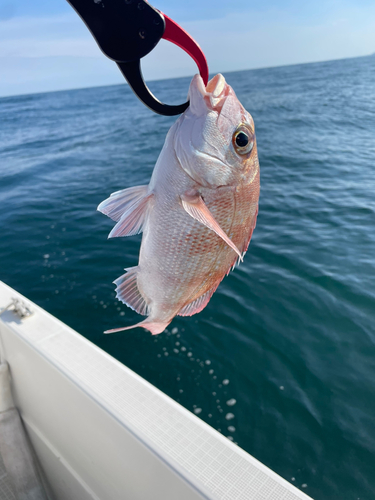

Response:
(98, 73), (260, 335)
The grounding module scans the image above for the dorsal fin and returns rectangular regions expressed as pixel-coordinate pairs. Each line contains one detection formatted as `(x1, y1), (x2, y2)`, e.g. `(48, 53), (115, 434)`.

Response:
(178, 283), (219, 317)
(98, 185), (148, 222)
(98, 185), (152, 237)
(113, 266), (149, 316)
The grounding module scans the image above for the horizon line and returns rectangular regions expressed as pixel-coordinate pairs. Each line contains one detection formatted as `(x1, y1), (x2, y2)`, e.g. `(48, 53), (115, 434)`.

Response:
(0, 52), (372, 101)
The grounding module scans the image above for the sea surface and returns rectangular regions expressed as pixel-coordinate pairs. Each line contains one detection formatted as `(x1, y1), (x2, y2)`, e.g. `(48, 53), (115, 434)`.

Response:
(1, 55), (375, 499)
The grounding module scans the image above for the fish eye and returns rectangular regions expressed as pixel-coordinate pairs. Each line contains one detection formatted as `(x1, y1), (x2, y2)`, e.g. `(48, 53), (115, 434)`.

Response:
(236, 132), (249, 147)
(233, 126), (254, 155)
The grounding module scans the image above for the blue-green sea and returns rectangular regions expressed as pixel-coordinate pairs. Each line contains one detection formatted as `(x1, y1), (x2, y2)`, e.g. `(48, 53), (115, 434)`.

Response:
(1, 55), (375, 499)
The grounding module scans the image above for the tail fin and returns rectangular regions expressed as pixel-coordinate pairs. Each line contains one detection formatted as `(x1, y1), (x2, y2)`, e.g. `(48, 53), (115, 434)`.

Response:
(104, 318), (171, 336)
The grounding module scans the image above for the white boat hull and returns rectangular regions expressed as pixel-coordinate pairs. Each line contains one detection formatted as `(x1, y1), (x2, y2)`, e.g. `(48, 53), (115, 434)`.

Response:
(0, 281), (312, 500)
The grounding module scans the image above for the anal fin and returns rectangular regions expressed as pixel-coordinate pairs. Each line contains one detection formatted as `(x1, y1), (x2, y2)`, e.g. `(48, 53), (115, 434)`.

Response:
(113, 266), (149, 316)
(178, 283), (219, 317)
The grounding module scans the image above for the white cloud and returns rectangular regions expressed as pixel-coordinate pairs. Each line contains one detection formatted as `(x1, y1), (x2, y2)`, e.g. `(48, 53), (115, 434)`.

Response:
(0, 38), (98, 59)
(0, 14), (100, 57)
(177, 7), (375, 73)
(1, 5), (375, 97)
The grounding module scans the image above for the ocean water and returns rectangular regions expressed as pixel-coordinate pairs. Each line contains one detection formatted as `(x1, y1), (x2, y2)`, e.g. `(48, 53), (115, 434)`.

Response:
(1, 55), (375, 499)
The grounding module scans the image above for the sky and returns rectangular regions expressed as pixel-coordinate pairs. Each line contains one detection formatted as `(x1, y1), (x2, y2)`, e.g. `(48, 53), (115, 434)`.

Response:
(0, 0), (375, 97)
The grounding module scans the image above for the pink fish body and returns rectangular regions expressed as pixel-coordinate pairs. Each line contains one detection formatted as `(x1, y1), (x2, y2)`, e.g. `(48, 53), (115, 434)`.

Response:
(98, 74), (260, 335)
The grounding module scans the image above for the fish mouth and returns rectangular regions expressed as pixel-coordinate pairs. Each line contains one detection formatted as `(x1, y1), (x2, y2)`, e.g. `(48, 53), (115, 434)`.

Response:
(188, 73), (231, 114)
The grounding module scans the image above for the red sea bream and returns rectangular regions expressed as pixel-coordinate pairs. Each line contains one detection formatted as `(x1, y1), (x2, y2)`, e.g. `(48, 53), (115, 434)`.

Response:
(98, 74), (260, 335)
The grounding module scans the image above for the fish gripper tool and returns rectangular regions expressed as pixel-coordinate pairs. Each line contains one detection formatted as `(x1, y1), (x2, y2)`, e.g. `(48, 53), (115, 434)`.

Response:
(66, 0), (209, 115)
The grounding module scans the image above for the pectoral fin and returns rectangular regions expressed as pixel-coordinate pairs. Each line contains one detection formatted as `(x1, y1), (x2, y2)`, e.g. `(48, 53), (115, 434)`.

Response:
(181, 191), (242, 261)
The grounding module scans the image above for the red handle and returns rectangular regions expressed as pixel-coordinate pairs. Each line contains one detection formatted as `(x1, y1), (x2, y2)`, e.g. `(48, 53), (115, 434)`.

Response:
(161, 13), (209, 86)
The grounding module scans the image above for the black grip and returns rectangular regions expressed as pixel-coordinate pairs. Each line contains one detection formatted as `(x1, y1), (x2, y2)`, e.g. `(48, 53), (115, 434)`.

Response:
(66, 0), (190, 116)
(118, 60), (189, 116)
(66, 0), (165, 62)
